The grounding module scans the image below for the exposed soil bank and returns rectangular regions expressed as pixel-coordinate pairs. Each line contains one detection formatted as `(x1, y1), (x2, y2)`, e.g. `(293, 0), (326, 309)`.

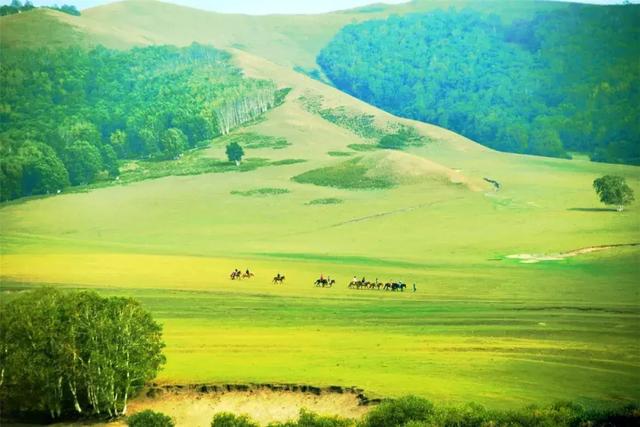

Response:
(32, 383), (376, 426)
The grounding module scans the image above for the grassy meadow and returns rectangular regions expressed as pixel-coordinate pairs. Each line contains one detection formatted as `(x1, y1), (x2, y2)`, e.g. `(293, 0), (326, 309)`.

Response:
(0, 0), (639, 417)
(1, 84), (639, 408)
(1, 248), (639, 409)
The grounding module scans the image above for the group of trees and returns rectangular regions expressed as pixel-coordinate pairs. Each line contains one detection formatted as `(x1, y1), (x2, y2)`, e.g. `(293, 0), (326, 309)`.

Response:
(0, 288), (165, 419)
(318, 5), (640, 164)
(213, 85), (277, 135)
(0, 43), (278, 201)
(0, 1), (80, 16)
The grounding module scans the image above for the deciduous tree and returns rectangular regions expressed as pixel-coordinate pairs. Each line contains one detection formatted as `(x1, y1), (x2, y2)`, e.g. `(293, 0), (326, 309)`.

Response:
(593, 175), (635, 211)
(226, 142), (245, 166)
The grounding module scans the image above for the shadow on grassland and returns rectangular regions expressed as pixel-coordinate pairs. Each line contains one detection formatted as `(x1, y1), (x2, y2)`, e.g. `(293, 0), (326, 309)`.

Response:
(568, 207), (618, 212)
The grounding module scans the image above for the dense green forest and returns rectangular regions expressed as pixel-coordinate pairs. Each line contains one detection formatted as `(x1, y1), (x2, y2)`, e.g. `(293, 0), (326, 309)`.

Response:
(318, 5), (640, 164)
(0, 44), (278, 201)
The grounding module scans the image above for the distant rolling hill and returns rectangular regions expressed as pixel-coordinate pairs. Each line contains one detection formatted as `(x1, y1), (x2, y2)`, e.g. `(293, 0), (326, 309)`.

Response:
(1, 0), (640, 410)
(0, 0), (567, 67)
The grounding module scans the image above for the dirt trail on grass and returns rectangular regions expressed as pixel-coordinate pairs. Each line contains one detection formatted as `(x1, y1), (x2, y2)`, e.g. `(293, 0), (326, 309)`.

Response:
(507, 243), (640, 263)
(71, 385), (371, 427)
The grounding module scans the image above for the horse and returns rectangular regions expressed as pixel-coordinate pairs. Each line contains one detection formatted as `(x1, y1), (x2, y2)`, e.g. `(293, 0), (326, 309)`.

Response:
(242, 271), (254, 279)
(230, 270), (241, 280)
(348, 280), (369, 290)
(273, 274), (285, 284)
(390, 282), (406, 292)
(315, 278), (335, 288)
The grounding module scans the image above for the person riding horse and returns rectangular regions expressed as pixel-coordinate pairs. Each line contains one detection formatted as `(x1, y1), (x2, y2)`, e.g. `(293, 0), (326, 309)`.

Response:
(315, 275), (335, 287)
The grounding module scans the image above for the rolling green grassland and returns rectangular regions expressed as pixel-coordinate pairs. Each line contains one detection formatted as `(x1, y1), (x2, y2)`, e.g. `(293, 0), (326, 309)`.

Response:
(1, 0), (639, 413)
(1, 126), (638, 408)
(1, 247), (639, 409)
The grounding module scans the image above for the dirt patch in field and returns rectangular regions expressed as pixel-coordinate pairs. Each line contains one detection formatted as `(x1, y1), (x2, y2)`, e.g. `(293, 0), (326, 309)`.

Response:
(506, 243), (640, 263)
(90, 384), (373, 427)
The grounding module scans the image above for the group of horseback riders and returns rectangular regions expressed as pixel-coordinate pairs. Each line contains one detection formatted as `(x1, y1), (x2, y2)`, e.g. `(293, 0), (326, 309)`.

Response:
(348, 276), (412, 292)
(230, 269), (415, 292)
(229, 269), (287, 284)
(230, 268), (254, 280)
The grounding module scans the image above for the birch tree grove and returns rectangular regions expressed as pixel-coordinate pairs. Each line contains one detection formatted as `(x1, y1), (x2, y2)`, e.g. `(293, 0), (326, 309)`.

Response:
(0, 289), (165, 419)
(212, 82), (277, 135)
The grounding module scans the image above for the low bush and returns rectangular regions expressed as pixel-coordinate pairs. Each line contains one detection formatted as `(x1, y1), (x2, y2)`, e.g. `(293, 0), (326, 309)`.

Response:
(271, 159), (307, 166)
(306, 198), (344, 205)
(346, 144), (379, 152)
(212, 412), (259, 427)
(359, 398), (640, 427)
(128, 410), (175, 427)
(269, 409), (354, 427)
(231, 188), (291, 197)
(361, 396), (434, 427)
(378, 134), (407, 150)
(297, 93), (383, 139)
(292, 159), (393, 190)
(221, 133), (291, 150)
(378, 125), (429, 150)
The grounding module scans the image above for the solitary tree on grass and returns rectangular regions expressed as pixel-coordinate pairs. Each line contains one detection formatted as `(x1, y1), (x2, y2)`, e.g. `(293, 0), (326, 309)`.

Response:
(593, 175), (634, 211)
(226, 142), (244, 166)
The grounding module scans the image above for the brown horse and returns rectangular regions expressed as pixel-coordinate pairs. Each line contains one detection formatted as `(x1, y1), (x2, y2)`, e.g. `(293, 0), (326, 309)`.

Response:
(273, 274), (285, 284)
(315, 278), (335, 288)
(348, 280), (371, 289)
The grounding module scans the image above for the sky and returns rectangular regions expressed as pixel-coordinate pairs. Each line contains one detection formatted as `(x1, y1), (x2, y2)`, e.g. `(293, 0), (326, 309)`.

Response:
(10, 0), (638, 14)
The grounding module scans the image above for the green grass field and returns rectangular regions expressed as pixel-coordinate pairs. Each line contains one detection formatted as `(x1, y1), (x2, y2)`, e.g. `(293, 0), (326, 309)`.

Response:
(2, 248), (639, 409)
(1, 114), (638, 409)
(1, 0), (639, 415)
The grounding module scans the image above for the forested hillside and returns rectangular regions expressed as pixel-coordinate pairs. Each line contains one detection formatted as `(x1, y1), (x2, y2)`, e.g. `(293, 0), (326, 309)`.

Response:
(318, 5), (640, 164)
(0, 43), (278, 201)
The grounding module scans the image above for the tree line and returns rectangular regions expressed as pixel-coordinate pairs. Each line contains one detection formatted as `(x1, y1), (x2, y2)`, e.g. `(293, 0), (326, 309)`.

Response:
(0, 0), (80, 16)
(0, 43), (278, 201)
(318, 6), (640, 164)
(0, 288), (165, 419)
